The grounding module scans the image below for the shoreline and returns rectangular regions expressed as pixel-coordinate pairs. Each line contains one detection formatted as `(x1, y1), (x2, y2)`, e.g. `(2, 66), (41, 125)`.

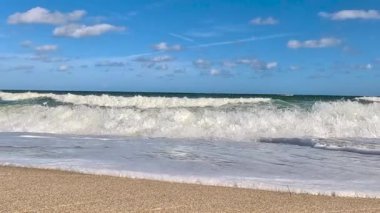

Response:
(1, 163), (378, 199)
(1, 166), (379, 212)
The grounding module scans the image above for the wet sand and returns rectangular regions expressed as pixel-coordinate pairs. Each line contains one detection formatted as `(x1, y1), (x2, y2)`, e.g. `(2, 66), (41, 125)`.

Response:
(0, 166), (379, 212)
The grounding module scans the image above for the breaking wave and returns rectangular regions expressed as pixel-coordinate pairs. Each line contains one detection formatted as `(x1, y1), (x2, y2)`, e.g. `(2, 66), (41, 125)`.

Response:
(0, 91), (271, 108)
(1, 92), (380, 198)
(0, 92), (379, 142)
(355, 96), (380, 103)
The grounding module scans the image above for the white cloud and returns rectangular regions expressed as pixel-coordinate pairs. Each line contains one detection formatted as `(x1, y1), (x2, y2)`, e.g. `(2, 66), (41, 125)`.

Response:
(250, 17), (278, 25)
(289, 65), (299, 71)
(95, 61), (126, 67)
(363, 63), (374, 70)
(221, 61), (237, 68)
(29, 55), (69, 63)
(331, 62), (377, 73)
(209, 68), (220, 76)
(155, 64), (169, 71)
(204, 68), (232, 77)
(266, 62), (278, 69)
(151, 55), (174, 62)
(192, 59), (233, 77)
(35, 44), (58, 53)
(8, 7), (86, 25)
(236, 58), (278, 71)
(153, 42), (169, 51)
(287, 37), (341, 49)
(319, 10), (380, 20)
(287, 40), (301, 48)
(58, 64), (70, 71)
(53, 24), (125, 38)
(193, 59), (211, 69)
(20, 41), (58, 54)
(134, 55), (174, 65)
(236, 59), (252, 65)
(153, 42), (182, 51)
(20, 40), (33, 48)
(134, 55), (174, 70)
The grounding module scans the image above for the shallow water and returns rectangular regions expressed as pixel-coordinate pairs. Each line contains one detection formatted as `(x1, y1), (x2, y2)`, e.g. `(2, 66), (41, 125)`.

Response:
(0, 132), (379, 197)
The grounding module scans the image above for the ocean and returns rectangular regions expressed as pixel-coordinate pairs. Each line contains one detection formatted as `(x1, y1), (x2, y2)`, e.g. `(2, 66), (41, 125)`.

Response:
(0, 90), (379, 197)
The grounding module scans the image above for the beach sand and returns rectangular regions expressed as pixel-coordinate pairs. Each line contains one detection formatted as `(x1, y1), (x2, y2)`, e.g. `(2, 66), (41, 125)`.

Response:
(0, 166), (379, 212)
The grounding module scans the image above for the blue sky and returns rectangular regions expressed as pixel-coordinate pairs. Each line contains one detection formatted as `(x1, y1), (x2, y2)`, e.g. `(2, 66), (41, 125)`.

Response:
(0, 0), (380, 95)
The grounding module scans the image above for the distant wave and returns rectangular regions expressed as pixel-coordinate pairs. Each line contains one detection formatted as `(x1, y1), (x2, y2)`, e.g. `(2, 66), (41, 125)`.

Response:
(0, 92), (271, 108)
(355, 96), (380, 103)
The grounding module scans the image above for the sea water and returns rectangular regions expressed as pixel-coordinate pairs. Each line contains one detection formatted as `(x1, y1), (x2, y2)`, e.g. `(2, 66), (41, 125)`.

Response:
(0, 90), (379, 197)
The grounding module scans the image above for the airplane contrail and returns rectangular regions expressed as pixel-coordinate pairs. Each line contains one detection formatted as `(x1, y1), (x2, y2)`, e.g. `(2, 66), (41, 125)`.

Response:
(169, 33), (195, 43)
(124, 51), (158, 58)
(189, 33), (293, 48)
(119, 33), (294, 59)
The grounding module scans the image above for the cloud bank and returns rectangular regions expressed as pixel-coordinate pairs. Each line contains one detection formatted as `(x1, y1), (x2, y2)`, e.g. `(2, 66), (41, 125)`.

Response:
(53, 24), (125, 38)
(35, 45), (58, 53)
(153, 42), (182, 51)
(287, 37), (341, 48)
(193, 59), (212, 69)
(250, 17), (278, 25)
(8, 7), (86, 25)
(237, 58), (278, 71)
(319, 10), (380, 20)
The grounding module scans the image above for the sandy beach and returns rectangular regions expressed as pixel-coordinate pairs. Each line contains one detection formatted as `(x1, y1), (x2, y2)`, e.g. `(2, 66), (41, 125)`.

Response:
(0, 166), (379, 212)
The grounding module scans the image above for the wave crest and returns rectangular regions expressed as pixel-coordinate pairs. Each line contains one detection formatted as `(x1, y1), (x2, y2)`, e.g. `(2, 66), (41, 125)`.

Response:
(355, 96), (380, 103)
(0, 92), (271, 108)
(0, 99), (379, 140)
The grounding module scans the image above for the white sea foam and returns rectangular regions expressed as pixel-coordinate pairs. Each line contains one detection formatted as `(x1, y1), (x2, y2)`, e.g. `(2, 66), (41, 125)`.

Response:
(19, 135), (53, 139)
(261, 138), (380, 155)
(0, 133), (379, 198)
(0, 100), (379, 140)
(1, 92), (379, 198)
(2, 162), (378, 198)
(0, 91), (271, 108)
(355, 96), (380, 103)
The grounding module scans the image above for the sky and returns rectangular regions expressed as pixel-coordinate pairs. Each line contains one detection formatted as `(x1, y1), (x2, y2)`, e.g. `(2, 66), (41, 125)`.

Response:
(0, 0), (380, 96)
